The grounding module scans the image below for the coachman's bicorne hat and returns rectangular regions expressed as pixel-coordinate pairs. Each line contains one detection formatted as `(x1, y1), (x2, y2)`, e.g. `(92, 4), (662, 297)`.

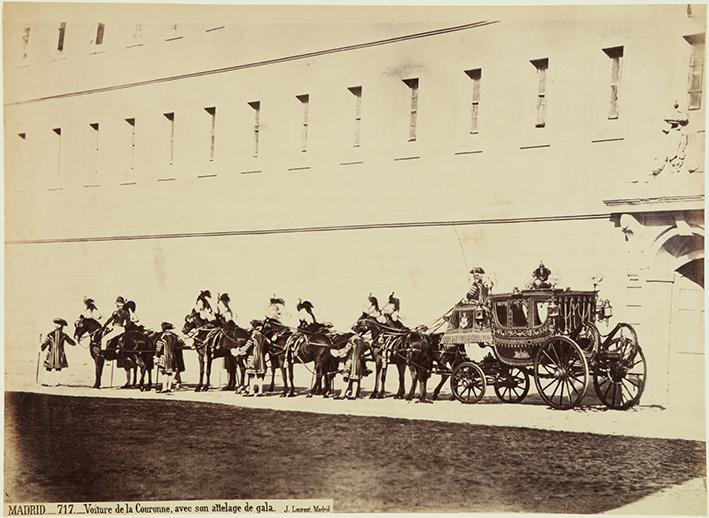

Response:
(115, 296), (126, 304)
(270, 296), (286, 306)
(53, 318), (68, 326)
(161, 322), (174, 331)
(469, 267), (485, 275)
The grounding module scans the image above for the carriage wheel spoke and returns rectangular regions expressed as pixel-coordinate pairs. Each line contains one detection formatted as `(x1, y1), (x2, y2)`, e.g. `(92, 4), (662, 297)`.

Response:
(620, 378), (637, 398)
(542, 350), (556, 368)
(568, 378), (580, 398)
(550, 344), (562, 367)
(558, 378), (566, 406)
(539, 362), (555, 375)
(624, 375), (643, 389)
(548, 378), (562, 402)
(603, 379), (613, 401)
(541, 377), (558, 393)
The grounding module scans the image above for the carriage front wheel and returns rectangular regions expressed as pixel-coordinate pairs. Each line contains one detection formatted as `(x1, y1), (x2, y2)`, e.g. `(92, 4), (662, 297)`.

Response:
(451, 361), (486, 404)
(494, 366), (530, 403)
(533, 337), (589, 410)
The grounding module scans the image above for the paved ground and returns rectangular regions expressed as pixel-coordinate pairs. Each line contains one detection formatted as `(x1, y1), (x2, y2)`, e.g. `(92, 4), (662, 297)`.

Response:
(5, 392), (707, 514)
(8, 352), (706, 442)
(7, 353), (707, 514)
(607, 477), (707, 515)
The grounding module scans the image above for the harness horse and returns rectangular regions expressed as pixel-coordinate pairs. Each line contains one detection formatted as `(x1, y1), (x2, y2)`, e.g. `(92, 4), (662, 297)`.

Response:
(182, 310), (249, 392)
(74, 316), (156, 390)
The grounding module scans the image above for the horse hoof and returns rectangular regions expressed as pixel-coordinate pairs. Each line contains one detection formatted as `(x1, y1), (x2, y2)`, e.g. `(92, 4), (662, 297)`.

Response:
(323, 394), (330, 399)
(279, 392), (287, 398)
(369, 392), (378, 399)
(288, 392), (296, 398)
(221, 386), (231, 391)
(432, 394), (439, 401)
(194, 386), (202, 392)
(306, 394), (313, 399)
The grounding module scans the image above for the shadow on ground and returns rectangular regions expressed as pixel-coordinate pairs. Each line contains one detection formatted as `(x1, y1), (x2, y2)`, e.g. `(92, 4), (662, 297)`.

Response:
(4, 392), (705, 513)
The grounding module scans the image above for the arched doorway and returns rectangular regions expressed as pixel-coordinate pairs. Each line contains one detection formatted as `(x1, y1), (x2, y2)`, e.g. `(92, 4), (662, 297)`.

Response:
(668, 257), (705, 411)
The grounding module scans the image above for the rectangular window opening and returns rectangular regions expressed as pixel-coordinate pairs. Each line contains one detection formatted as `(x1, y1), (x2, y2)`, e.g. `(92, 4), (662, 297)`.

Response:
(125, 118), (136, 172)
(685, 34), (705, 110)
(52, 128), (62, 178)
(205, 107), (216, 161)
(89, 123), (100, 175)
(248, 101), (261, 157)
(296, 94), (309, 152)
(603, 46), (623, 120)
(163, 112), (175, 165)
(21, 27), (30, 60)
(465, 69), (482, 134)
(95, 23), (105, 45)
(57, 23), (66, 52)
(531, 58), (548, 128)
(403, 78), (419, 141)
(348, 86), (363, 147)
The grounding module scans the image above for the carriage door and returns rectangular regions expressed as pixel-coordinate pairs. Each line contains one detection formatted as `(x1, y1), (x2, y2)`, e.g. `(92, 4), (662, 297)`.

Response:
(668, 259), (704, 412)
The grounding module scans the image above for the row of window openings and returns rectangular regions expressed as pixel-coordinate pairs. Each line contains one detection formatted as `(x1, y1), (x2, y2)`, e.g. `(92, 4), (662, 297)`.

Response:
(13, 45), (706, 177)
(20, 23), (221, 58)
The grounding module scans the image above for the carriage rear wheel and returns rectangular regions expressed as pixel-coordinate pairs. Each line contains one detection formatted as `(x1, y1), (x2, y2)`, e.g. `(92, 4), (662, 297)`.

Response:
(534, 337), (589, 410)
(494, 366), (530, 403)
(451, 361), (486, 404)
(593, 336), (647, 410)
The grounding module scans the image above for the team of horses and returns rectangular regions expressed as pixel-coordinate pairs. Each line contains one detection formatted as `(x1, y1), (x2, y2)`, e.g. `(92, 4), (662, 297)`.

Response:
(73, 309), (466, 402)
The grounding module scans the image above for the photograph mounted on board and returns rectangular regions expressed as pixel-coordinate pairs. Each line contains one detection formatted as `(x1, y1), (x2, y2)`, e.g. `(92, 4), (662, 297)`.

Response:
(3, 2), (706, 515)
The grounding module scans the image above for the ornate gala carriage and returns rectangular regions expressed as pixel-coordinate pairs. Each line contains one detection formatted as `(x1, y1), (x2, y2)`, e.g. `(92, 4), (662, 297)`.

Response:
(446, 288), (647, 410)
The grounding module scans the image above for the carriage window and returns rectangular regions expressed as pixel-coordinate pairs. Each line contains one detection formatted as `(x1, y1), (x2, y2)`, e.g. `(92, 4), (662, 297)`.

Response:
(511, 301), (528, 327)
(495, 303), (508, 326)
(535, 301), (549, 326)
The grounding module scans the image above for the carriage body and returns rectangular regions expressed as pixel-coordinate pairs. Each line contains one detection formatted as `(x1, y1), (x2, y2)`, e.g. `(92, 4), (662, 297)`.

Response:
(488, 289), (599, 366)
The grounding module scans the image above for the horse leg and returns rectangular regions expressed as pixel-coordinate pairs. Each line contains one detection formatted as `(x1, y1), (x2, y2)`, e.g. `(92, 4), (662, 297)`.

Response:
(131, 366), (138, 387)
(406, 365), (417, 401)
(146, 365), (153, 392)
(381, 362), (390, 399)
(418, 377), (431, 403)
(432, 373), (448, 400)
(268, 363), (276, 393)
(228, 357), (238, 389)
(369, 352), (381, 399)
(121, 368), (130, 388)
(93, 348), (104, 389)
(279, 364), (289, 397)
(396, 363), (406, 399)
(195, 352), (205, 392)
(203, 355), (213, 391)
(222, 356), (234, 391)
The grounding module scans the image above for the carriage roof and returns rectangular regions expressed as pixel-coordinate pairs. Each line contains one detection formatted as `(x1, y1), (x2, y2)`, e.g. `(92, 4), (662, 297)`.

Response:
(488, 288), (598, 303)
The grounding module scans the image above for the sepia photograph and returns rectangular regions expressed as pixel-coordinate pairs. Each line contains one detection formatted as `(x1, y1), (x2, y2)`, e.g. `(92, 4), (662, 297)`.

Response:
(3, 2), (707, 515)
